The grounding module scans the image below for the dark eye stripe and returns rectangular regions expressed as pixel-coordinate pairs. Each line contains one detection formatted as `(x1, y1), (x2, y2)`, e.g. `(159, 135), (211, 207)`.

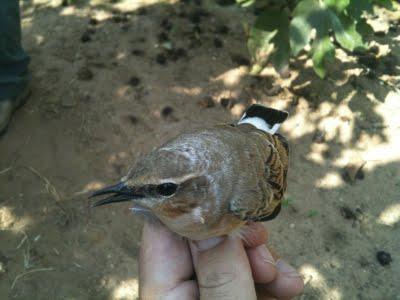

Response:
(156, 183), (178, 196)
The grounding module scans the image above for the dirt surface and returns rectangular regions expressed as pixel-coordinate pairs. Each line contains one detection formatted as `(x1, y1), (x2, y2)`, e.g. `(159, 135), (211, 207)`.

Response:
(1, 0), (399, 299)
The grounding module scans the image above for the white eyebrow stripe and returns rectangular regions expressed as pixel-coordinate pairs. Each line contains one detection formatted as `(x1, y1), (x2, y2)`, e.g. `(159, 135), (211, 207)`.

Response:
(158, 172), (203, 185)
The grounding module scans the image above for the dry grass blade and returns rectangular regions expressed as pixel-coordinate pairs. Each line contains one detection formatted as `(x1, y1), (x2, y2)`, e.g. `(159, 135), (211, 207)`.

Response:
(0, 167), (12, 175)
(11, 267), (55, 290)
(25, 166), (69, 217)
(16, 231), (28, 249)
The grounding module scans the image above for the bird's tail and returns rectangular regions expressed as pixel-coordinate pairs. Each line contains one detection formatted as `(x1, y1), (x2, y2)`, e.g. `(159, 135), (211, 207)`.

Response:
(238, 104), (288, 134)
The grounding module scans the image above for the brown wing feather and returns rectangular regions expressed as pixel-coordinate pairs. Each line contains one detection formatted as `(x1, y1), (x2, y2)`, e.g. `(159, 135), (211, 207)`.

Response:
(225, 123), (289, 222)
(248, 131), (289, 222)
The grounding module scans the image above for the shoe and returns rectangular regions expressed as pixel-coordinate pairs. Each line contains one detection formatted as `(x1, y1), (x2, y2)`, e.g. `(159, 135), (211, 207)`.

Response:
(0, 87), (30, 136)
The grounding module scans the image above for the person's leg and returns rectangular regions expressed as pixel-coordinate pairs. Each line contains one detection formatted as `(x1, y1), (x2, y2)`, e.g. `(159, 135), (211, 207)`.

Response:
(0, 0), (31, 134)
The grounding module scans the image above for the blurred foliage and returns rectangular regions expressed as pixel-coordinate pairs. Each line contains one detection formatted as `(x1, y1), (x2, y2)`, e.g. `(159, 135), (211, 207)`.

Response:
(236, 0), (396, 77)
(307, 209), (319, 217)
(282, 196), (294, 208)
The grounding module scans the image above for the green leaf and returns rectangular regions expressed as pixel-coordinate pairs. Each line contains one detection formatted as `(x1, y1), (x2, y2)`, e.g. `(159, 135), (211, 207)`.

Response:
(236, 0), (255, 7)
(293, 0), (320, 15)
(324, 0), (350, 12)
(290, 14), (312, 56)
(248, 27), (277, 64)
(356, 18), (374, 37)
(312, 36), (335, 78)
(270, 11), (290, 71)
(248, 8), (290, 72)
(293, 1), (331, 38)
(346, 0), (373, 20)
(330, 13), (365, 51)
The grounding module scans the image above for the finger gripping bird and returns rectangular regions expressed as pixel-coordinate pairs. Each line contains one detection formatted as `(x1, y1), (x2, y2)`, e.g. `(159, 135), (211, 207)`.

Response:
(90, 105), (289, 240)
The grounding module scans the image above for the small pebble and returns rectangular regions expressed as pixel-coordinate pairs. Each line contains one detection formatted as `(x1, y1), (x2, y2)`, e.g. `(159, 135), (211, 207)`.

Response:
(214, 38), (223, 48)
(342, 161), (366, 184)
(312, 130), (325, 144)
(339, 206), (357, 220)
(127, 115), (139, 125)
(231, 54), (250, 66)
(156, 54), (167, 65)
(175, 48), (187, 58)
(376, 251), (392, 266)
(199, 96), (215, 108)
(128, 76), (140, 87)
(132, 49), (145, 56)
(77, 67), (94, 81)
(374, 30), (386, 37)
(359, 257), (369, 268)
(166, 48), (187, 61)
(80, 31), (92, 43)
(89, 18), (98, 25)
(161, 106), (174, 118)
(369, 45), (379, 55)
(161, 18), (173, 31)
(220, 98), (233, 108)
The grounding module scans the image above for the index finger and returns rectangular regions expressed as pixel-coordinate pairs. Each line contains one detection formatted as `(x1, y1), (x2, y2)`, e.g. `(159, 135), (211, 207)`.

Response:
(139, 220), (195, 299)
(190, 236), (257, 300)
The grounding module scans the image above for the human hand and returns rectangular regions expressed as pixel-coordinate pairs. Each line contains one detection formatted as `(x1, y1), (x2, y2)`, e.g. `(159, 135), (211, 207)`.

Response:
(139, 220), (303, 299)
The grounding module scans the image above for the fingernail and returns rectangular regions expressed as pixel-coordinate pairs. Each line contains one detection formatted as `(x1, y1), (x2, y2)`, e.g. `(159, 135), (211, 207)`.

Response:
(194, 237), (225, 251)
(276, 259), (302, 278)
(257, 245), (276, 266)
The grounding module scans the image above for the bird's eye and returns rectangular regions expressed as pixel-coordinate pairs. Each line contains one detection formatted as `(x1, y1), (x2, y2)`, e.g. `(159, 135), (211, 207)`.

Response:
(156, 183), (178, 196)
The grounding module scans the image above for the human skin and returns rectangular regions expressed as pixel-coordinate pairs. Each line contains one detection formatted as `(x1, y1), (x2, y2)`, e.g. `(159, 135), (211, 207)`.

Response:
(139, 221), (304, 299)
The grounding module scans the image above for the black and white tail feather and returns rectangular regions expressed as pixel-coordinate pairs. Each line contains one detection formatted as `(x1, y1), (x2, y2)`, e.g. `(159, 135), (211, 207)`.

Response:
(238, 104), (289, 134)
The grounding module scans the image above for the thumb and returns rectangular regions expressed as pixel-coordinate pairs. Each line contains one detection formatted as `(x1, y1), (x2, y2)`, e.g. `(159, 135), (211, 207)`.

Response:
(190, 237), (257, 300)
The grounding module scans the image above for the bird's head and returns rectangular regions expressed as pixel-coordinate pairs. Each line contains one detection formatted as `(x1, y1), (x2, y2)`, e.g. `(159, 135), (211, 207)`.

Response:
(90, 134), (243, 240)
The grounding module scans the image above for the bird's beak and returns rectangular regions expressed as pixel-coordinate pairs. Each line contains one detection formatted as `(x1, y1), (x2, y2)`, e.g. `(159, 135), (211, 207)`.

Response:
(89, 182), (144, 207)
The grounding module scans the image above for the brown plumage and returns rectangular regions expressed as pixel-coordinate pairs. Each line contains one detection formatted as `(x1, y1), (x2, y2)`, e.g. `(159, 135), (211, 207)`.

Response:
(220, 123), (289, 223)
(90, 105), (290, 240)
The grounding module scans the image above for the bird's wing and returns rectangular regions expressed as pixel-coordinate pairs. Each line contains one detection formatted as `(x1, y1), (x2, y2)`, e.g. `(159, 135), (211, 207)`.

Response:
(224, 104), (290, 222)
(249, 132), (289, 222)
(226, 126), (289, 222)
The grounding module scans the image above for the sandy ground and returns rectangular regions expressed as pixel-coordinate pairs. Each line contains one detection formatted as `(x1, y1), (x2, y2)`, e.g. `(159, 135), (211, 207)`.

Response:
(0, 0), (399, 299)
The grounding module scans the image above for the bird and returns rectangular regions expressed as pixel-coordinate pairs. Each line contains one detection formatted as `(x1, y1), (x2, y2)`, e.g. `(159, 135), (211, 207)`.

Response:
(90, 104), (289, 240)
